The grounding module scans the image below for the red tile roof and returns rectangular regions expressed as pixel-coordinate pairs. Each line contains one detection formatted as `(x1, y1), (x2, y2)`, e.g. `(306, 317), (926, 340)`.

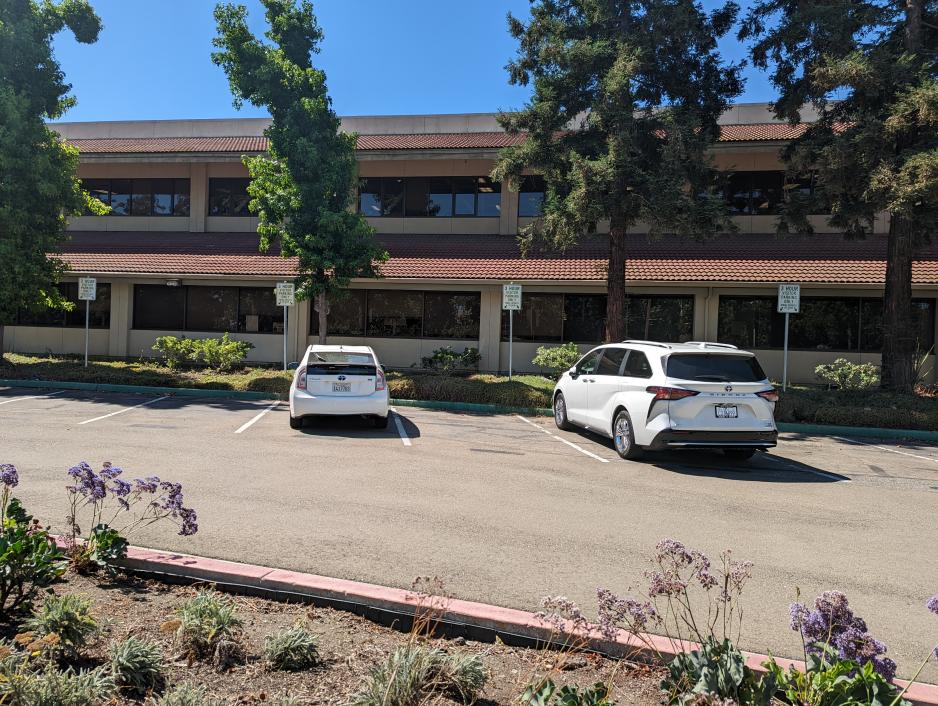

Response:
(65, 123), (822, 155)
(56, 231), (938, 285)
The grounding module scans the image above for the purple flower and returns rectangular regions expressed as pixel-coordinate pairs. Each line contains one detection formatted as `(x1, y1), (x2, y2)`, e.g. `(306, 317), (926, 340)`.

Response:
(158, 482), (184, 510)
(536, 595), (589, 634)
(790, 603), (809, 631)
(99, 462), (122, 479)
(178, 507), (198, 536)
(927, 594), (938, 615)
(110, 479), (132, 497)
(0, 464), (18, 488)
(133, 477), (160, 493)
(596, 587), (658, 639)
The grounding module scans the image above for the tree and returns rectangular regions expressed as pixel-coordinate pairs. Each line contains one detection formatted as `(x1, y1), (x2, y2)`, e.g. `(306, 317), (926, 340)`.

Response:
(0, 0), (103, 363)
(493, 0), (743, 342)
(212, 0), (386, 344)
(739, 1), (938, 391)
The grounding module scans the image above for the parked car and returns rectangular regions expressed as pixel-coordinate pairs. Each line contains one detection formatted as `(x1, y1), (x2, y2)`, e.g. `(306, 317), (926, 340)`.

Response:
(289, 345), (389, 429)
(551, 341), (778, 461)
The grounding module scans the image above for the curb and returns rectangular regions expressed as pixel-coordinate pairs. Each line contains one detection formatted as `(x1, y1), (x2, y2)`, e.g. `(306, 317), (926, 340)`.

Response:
(777, 421), (938, 443)
(0, 378), (283, 402)
(390, 397), (553, 417)
(112, 544), (938, 705)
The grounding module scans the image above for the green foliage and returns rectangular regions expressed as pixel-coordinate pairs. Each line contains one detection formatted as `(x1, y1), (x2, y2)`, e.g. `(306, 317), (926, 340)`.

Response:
(0, 661), (114, 706)
(152, 337), (199, 369)
(0, 0), (103, 353)
(109, 636), (163, 698)
(765, 650), (910, 706)
(388, 372), (553, 409)
(264, 624), (319, 671)
(0, 497), (66, 618)
(350, 644), (486, 706)
(24, 594), (98, 656)
(148, 682), (228, 706)
(88, 524), (129, 575)
(174, 590), (243, 658)
(212, 0), (387, 343)
(195, 333), (254, 372)
(420, 346), (482, 374)
(662, 638), (775, 706)
(814, 359), (879, 390)
(532, 343), (582, 379)
(521, 679), (614, 706)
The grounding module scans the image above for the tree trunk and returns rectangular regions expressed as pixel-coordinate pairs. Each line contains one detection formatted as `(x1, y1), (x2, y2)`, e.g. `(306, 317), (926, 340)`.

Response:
(316, 293), (328, 345)
(906, 0), (923, 52)
(606, 220), (627, 342)
(880, 215), (916, 391)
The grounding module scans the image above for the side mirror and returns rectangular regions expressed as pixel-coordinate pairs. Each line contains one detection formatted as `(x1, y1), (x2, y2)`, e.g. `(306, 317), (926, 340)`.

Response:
(568, 366), (578, 379)
(287, 361), (300, 370)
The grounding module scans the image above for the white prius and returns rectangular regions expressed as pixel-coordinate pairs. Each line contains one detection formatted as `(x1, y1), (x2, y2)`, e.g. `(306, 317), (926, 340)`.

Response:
(289, 345), (390, 430)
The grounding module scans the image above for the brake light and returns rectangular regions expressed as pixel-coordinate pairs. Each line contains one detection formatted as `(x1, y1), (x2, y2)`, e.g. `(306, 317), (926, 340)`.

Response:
(375, 367), (386, 392)
(296, 367), (307, 391)
(646, 386), (699, 401)
(757, 389), (779, 403)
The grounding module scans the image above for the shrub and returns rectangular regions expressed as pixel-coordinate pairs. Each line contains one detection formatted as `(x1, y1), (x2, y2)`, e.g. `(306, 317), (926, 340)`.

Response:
(532, 342), (581, 378)
(420, 346), (481, 374)
(264, 624), (319, 671)
(149, 682), (228, 706)
(0, 662), (114, 706)
(174, 590), (243, 659)
(109, 636), (163, 697)
(152, 336), (198, 369)
(0, 467), (66, 618)
(196, 333), (253, 372)
(24, 594), (98, 656)
(521, 679), (613, 706)
(661, 638), (774, 706)
(814, 358), (879, 389)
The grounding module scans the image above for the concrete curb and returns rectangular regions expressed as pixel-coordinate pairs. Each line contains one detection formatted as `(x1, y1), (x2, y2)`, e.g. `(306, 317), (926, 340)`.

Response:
(0, 378), (283, 401)
(390, 397), (553, 417)
(778, 421), (938, 443)
(112, 544), (938, 704)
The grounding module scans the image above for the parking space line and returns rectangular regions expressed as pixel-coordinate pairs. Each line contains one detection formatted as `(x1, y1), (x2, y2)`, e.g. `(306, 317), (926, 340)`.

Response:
(390, 408), (412, 447)
(831, 436), (938, 464)
(234, 401), (279, 434)
(77, 395), (169, 425)
(514, 415), (610, 463)
(0, 390), (65, 405)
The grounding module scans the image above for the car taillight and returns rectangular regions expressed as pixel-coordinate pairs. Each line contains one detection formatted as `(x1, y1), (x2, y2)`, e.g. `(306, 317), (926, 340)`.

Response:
(375, 367), (386, 392)
(296, 367), (307, 391)
(646, 386), (699, 401)
(757, 389), (779, 403)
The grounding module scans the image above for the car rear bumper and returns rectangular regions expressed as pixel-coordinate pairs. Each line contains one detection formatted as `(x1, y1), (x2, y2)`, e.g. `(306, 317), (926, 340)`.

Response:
(290, 390), (389, 419)
(646, 429), (778, 450)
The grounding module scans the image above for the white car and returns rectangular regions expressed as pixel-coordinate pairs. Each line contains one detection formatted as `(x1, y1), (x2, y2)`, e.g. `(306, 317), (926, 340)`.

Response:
(289, 345), (390, 429)
(552, 341), (778, 460)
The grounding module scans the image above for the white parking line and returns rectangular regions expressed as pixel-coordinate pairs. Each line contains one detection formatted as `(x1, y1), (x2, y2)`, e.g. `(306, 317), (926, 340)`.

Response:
(0, 390), (65, 405)
(831, 436), (938, 464)
(515, 415), (610, 463)
(234, 401), (279, 434)
(77, 395), (169, 425)
(390, 408), (412, 447)
(761, 452), (850, 482)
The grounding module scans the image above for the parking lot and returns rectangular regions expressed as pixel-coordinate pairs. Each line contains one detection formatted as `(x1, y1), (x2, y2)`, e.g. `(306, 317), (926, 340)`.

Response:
(2, 385), (937, 679)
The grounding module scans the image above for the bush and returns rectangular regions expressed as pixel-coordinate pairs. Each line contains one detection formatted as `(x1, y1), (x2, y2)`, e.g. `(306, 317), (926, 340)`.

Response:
(109, 636), (163, 697)
(532, 342), (581, 379)
(521, 679), (613, 706)
(767, 649), (909, 706)
(149, 682), (228, 706)
(662, 638), (774, 706)
(420, 346), (481, 374)
(152, 336), (198, 369)
(814, 358), (879, 389)
(0, 662), (114, 706)
(387, 372), (553, 409)
(196, 333), (253, 372)
(773, 387), (938, 431)
(264, 625), (319, 671)
(24, 594), (98, 656)
(173, 590), (243, 660)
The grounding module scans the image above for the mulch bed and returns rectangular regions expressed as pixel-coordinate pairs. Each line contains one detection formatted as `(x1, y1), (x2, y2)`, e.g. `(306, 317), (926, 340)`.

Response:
(6, 572), (665, 704)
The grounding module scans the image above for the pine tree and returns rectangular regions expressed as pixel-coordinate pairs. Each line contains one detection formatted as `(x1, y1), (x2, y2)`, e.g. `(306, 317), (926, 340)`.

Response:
(493, 0), (743, 342)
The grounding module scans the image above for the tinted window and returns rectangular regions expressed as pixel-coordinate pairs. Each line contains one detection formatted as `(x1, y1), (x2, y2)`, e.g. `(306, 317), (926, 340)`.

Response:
(519, 175), (545, 217)
(623, 350), (653, 378)
(576, 351), (602, 375)
(238, 287), (284, 333)
(428, 178), (453, 217)
(80, 178), (189, 216)
(667, 354), (766, 382)
(110, 179), (131, 216)
(423, 292), (480, 338)
(312, 290), (366, 336)
(453, 177), (475, 216)
(185, 287), (238, 332)
(83, 179), (110, 213)
(502, 293), (563, 342)
(596, 347), (627, 375)
(476, 177), (501, 217)
(405, 177), (430, 217)
(151, 179), (174, 216)
(173, 180), (191, 216)
(209, 178), (251, 216)
(625, 296), (695, 342)
(17, 283), (111, 329)
(133, 284), (186, 330)
(359, 178), (382, 217)
(131, 179), (152, 216)
(366, 290), (423, 337)
(564, 294), (606, 343)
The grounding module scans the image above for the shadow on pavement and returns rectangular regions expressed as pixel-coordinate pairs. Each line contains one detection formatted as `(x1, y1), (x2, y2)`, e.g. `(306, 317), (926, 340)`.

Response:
(297, 411), (421, 440)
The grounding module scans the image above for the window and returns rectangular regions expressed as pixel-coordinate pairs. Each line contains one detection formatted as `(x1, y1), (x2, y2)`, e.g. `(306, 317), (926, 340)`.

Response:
(596, 347), (627, 375)
(423, 292), (481, 338)
(133, 285), (285, 333)
(358, 177), (500, 217)
(723, 172), (784, 215)
(428, 178), (454, 217)
(80, 178), (190, 216)
(666, 354), (766, 382)
(16, 283), (111, 329)
(624, 296), (695, 342)
(476, 177), (501, 216)
(359, 177), (405, 217)
(576, 351), (602, 375)
(503, 293), (564, 342)
(564, 295), (606, 343)
(366, 291), (423, 337)
(623, 350), (653, 378)
(208, 178), (251, 216)
(518, 176), (545, 217)
(312, 290), (366, 336)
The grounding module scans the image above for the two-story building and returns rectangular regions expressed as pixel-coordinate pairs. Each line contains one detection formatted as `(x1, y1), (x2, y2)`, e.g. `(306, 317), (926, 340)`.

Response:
(5, 103), (937, 383)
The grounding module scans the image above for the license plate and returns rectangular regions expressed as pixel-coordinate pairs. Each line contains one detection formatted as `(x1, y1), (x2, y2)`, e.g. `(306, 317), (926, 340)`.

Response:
(332, 382), (351, 393)
(715, 405), (738, 418)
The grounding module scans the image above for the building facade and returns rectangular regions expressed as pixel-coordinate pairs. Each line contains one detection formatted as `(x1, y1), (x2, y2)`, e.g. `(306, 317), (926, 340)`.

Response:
(5, 104), (937, 383)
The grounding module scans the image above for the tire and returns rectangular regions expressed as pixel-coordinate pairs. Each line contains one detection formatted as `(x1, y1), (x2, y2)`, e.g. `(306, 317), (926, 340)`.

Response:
(289, 415), (303, 430)
(373, 414), (390, 429)
(553, 392), (574, 431)
(724, 448), (756, 461)
(612, 409), (642, 460)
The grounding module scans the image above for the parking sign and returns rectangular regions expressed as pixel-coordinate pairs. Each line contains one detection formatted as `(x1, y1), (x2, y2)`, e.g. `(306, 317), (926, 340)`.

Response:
(777, 284), (800, 313)
(502, 284), (522, 310)
(78, 277), (97, 301)
(275, 282), (295, 307)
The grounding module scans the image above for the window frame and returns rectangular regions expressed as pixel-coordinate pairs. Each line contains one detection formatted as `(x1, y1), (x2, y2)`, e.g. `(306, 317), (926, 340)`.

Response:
(80, 178), (190, 217)
(132, 284), (285, 333)
(207, 177), (253, 217)
(358, 177), (501, 218)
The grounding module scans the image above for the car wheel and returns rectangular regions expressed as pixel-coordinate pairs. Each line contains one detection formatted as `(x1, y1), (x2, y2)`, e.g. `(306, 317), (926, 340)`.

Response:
(553, 392), (573, 430)
(289, 415), (303, 430)
(612, 410), (642, 460)
(724, 448), (756, 461)
(373, 414), (390, 429)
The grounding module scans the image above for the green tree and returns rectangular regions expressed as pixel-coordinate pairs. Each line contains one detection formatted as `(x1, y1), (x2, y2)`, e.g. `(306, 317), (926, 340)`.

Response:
(493, 0), (743, 342)
(0, 0), (103, 363)
(739, 0), (938, 391)
(212, 0), (386, 344)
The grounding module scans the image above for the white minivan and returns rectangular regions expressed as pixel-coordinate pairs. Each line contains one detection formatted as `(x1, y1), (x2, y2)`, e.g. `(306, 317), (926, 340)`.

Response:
(552, 341), (778, 460)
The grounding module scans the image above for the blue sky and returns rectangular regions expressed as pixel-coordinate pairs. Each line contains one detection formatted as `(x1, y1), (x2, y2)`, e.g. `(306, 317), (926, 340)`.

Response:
(52, 0), (775, 122)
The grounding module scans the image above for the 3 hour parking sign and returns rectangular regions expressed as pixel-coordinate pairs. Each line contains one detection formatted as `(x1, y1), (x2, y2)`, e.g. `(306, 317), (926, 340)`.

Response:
(777, 283), (800, 313)
(502, 284), (522, 310)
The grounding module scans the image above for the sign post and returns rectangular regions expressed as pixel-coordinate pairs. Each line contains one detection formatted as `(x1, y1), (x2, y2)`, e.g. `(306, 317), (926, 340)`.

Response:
(77, 278), (97, 368)
(275, 282), (296, 371)
(777, 284), (801, 391)
(502, 283), (522, 380)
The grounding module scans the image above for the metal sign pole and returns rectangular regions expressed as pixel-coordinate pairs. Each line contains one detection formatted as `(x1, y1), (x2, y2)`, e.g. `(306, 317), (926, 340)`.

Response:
(509, 310), (514, 381)
(283, 304), (288, 372)
(783, 312), (790, 391)
(84, 300), (90, 368)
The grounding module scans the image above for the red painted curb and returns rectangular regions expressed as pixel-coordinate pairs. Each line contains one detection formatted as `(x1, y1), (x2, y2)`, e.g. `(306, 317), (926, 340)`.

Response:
(103, 543), (938, 705)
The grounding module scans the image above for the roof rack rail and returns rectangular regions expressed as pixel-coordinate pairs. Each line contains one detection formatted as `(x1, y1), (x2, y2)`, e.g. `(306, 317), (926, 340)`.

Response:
(683, 341), (739, 350)
(621, 339), (672, 348)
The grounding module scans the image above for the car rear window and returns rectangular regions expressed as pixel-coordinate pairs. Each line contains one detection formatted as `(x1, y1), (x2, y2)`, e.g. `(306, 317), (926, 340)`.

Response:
(666, 354), (766, 382)
(307, 351), (376, 376)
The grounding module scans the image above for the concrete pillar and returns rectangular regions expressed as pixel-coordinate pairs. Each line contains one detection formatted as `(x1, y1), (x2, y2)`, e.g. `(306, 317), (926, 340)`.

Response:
(704, 289), (720, 341)
(500, 181), (517, 236)
(190, 163), (207, 233)
(108, 280), (131, 357)
(478, 285), (502, 372)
